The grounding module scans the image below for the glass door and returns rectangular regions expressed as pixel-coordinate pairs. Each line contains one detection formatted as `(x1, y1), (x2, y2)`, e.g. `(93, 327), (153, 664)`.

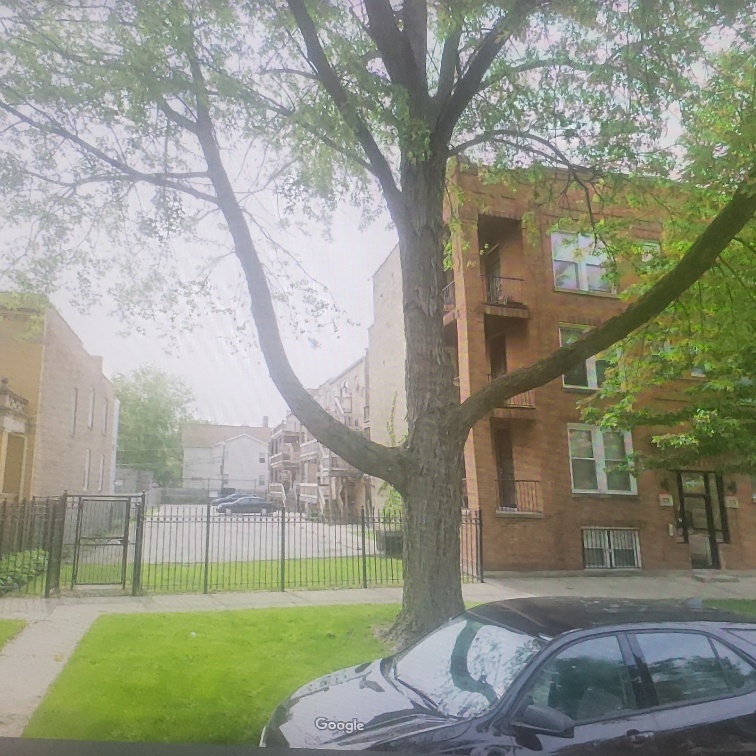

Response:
(676, 472), (728, 569)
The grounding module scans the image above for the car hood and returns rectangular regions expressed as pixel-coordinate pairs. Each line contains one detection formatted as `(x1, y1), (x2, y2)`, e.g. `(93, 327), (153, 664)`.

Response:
(270, 659), (456, 749)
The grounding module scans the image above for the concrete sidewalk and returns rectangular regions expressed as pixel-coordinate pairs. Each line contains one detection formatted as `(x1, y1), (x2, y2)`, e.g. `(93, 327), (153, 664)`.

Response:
(1, 573), (755, 738)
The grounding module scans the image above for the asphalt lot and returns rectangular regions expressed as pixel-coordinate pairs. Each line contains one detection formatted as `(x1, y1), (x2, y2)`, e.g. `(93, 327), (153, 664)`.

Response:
(139, 504), (377, 564)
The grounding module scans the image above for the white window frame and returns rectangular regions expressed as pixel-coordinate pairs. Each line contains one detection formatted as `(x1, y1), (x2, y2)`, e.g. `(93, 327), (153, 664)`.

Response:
(83, 449), (91, 491)
(568, 424), (637, 494)
(551, 232), (615, 294)
(559, 326), (614, 389)
(71, 388), (78, 435)
(102, 398), (109, 435)
(98, 454), (105, 492)
(87, 386), (96, 428)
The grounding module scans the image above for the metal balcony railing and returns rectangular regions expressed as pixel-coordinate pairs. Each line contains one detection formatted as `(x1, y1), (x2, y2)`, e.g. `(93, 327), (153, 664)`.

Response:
(483, 276), (525, 306)
(487, 374), (536, 408)
(496, 478), (542, 513)
(442, 281), (456, 310)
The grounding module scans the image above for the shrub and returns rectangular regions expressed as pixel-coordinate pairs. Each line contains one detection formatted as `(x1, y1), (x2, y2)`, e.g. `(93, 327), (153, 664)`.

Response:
(0, 549), (48, 595)
(379, 487), (403, 527)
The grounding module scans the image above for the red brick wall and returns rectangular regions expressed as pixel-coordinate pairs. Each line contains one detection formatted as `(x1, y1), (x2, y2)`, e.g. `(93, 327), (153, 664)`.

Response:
(449, 168), (756, 572)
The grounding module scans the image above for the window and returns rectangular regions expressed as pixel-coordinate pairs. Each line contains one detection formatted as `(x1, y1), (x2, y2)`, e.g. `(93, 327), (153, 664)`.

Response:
(568, 425), (636, 494)
(83, 449), (91, 491)
(258, 475), (266, 486)
(70, 388), (78, 435)
(102, 398), (108, 435)
(634, 632), (735, 705)
(559, 327), (612, 389)
(87, 386), (95, 428)
(98, 454), (105, 492)
(710, 639), (756, 693)
(582, 528), (641, 569)
(259, 453), (266, 463)
(552, 232), (614, 293)
(527, 635), (637, 722)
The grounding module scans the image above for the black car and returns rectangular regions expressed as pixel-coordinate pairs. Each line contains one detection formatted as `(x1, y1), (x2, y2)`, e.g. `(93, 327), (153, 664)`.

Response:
(216, 496), (276, 515)
(260, 597), (756, 753)
(211, 491), (252, 506)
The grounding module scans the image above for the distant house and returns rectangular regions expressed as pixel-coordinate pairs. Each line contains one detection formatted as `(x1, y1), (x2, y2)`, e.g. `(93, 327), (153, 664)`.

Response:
(0, 296), (119, 501)
(181, 421), (272, 496)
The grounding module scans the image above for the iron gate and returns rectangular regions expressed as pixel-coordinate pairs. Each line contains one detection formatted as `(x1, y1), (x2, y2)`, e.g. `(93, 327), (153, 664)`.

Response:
(69, 495), (143, 587)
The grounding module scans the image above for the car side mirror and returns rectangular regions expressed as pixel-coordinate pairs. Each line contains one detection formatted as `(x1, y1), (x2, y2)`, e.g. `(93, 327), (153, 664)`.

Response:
(511, 705), (575, 738)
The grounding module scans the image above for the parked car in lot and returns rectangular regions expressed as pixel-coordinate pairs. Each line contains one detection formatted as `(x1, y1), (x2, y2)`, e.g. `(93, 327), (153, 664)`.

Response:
(216, 495), (276, 515)
(211, 491), (255, 507)
(261, 597), (756, 753)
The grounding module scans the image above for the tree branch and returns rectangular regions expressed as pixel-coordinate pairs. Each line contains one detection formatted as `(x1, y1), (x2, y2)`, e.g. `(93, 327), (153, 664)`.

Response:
(453, 176), (756, 435)
(0, 100), (218, 204)
(185, 30), (409, 488)
(433, 0), (539, 146)
(363, 0), (425, 101)
(433, 26), (462, 107)
(285, 0), (406, 220)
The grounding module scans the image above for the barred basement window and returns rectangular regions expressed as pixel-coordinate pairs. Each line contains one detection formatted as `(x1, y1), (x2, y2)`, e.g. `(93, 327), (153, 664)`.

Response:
(582, 528), (641, 569)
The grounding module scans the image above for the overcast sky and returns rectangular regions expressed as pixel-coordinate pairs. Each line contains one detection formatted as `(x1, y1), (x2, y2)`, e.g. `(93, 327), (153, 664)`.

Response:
(51, 204), (397, 428)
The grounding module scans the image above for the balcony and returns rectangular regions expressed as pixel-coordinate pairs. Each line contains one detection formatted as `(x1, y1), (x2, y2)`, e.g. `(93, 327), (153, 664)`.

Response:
(299, 482), (320, 503)
(270, 445), (298, 468)
(488, 375), (536, 418)
(0, 380), (29, 434)
(482, 276), (528, 319)
(321, 454), (359, 476)
(496, 478), (542, 514)
(300, 439), (319, 461)
(442, 281), (456, 310)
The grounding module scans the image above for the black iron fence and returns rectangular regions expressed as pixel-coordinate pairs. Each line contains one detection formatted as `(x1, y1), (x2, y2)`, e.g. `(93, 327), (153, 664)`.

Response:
(0, 497), (66, 597)
(0, 497), (482, 597)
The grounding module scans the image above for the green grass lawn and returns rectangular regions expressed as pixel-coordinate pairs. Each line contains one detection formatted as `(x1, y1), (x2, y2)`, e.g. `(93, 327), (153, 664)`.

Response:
(0, 619), (25, 649)
(24, 604), (399, 745)
(18, 556), (405, 596)
(706, 600), (756, 617)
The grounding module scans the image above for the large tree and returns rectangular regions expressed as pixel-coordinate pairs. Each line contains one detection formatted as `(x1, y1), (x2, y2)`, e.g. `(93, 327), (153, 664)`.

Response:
(0, 1), (754, 642)
(584, 48), (756, 474)
(113, 367), (195, 487)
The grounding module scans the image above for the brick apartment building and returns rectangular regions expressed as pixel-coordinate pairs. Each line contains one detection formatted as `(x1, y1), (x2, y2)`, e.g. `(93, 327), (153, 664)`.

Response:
(369, 166), (756, 574)
(269, 355), (371, 517)
(298, 354), (371, 519)
(0, 297), (119, 500)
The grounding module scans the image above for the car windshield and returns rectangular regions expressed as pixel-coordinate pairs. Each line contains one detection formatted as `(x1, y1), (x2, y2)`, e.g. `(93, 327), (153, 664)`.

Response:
(391, 615), (545, 718)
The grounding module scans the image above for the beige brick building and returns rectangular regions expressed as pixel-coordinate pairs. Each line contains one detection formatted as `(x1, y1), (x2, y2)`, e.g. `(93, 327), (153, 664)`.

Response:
(0, 298), (119, 500)
(368, 167), (756, 573)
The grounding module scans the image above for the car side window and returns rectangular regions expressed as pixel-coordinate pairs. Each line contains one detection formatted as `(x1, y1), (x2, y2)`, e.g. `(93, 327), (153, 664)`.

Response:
(710, 639), (756, 693)
(526, 635), (637, 722)
(633, 632), (732, 705)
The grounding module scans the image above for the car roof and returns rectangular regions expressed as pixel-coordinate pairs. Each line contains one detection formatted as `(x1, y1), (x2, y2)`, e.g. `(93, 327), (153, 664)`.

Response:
(467, 597), (755, 638)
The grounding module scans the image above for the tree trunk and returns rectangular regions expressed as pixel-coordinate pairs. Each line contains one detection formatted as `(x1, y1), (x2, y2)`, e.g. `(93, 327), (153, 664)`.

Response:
(389, 158), (466, 645)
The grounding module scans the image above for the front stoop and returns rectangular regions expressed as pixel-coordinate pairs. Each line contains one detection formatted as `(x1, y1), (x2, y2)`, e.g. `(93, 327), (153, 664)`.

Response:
(692, 572), (741, 584)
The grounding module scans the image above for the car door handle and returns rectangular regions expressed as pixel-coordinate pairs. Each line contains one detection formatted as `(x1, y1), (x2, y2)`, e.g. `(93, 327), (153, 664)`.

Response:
(625, 729), (654, 746)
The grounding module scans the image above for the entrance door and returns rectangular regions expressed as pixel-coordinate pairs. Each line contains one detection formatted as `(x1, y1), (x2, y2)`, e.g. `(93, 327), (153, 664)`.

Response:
(676, 472), (728, 569)
(494, 428), (516, 510)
